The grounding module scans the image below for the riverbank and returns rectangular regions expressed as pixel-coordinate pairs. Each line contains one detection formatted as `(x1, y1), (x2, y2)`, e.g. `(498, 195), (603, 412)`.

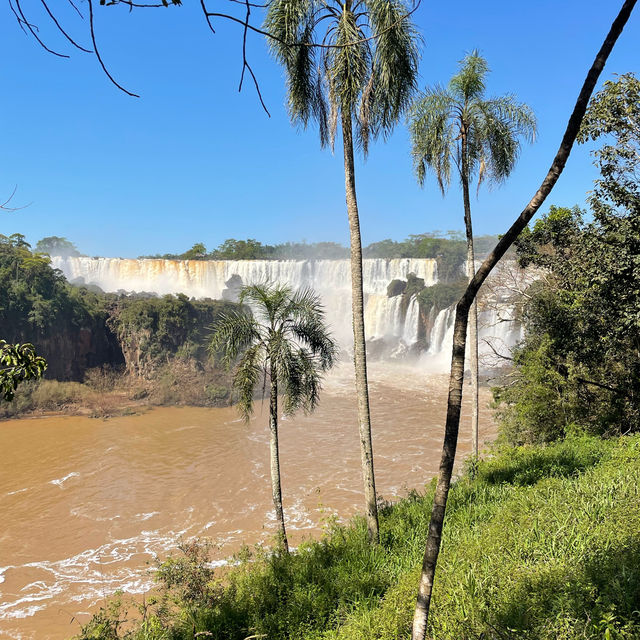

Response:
(78, 433), (640, 640)
(0, 360), (232, 421)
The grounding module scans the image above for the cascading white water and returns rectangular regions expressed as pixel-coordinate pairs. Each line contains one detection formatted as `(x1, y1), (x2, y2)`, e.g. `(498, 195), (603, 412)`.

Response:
(52, 256), (524, 366)
(53, 257), (437, 347)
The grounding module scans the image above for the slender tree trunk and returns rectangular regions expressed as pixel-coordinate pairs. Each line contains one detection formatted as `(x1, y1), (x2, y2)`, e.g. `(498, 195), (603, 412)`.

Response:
(411, 3), (635, 638)
(460, 129), (479, 462)
(269, 364), (289, 553)
(341, 107), (379, 543)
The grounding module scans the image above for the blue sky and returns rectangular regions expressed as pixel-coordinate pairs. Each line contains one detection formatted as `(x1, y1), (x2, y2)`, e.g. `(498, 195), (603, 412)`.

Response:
(1, 1), (638, 258)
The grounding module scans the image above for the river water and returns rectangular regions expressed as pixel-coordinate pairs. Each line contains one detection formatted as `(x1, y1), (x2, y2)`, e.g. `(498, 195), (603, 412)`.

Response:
(0, 363), (495, 639)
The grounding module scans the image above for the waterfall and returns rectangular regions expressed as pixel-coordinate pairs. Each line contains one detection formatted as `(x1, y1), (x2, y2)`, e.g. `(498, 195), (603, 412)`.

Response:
(52, 255), (524, 365)
(53, 256), (436, 349)
(402, 297), (420, 345)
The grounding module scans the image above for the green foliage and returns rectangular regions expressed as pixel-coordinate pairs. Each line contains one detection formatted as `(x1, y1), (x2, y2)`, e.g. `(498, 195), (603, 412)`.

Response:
(0, 340), (47, 401)
(155, 539), (220, 609)
(364, 232), (466, 282)
(0, 379), (89, 418)
(141, 233), (472, 282)
(0, 235), (109, 346)
(264, 0), (419, 155)
(386, 279), (406, 298)
(209, 283), (338, 420)
(35, 235), (82, 257)
(494, 76), (640, 445)
(77, 435), (640, 640)
(141, 239), (350, 261)
(497, 202), (639, 443)
(577, 72), (640, 221)
(417, 279), (467, 315)
(110, 294), (238, 374)
(493, 334), (575, 445)
(179, 242), (207, 260)
(409, 50), (536, 193)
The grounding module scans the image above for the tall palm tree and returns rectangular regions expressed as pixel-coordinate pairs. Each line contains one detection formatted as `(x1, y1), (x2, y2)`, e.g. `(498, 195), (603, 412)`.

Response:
(409, 51), (536, 461)
(265, 0), (420, 542)
(209, 283), (337, 553)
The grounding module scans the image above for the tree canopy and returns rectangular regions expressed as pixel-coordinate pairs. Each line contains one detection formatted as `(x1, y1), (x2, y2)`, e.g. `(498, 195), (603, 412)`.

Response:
(494, 75), (640, 444)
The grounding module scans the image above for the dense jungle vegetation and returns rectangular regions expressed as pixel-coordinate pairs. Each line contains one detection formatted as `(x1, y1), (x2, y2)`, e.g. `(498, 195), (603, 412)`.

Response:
(493, 73), (640, 445)
(0, 234), (237, 417)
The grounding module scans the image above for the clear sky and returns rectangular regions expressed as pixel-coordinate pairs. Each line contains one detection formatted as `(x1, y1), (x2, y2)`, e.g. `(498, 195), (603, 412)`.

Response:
(0, 1), (638, 258)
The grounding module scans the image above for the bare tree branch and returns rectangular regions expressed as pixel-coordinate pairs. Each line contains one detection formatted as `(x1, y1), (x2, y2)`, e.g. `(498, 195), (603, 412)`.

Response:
(9, 0), (420, 112)
(87, 0), (140, 97)
(14, 0), (70, 57)
(40, 0), (93, 52)
(0, 186), (30, 212)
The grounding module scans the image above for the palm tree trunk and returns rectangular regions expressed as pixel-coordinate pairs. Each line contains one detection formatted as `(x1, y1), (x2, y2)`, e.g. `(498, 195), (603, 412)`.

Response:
(269, 364), (289, 552)
(411, 4), (635, 638)
(341, 106), (379, 543)
(460, 129), (479, 462)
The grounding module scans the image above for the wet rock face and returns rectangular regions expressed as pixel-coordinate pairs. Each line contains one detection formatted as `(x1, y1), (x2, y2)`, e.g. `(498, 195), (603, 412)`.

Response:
(221, 274), (244, 302)
(387, 279), (407, 298)
(23, 323), (124, 381)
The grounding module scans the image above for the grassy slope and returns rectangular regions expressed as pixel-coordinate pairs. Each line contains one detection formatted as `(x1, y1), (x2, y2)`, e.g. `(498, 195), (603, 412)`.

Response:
(79, 435), (640, 640)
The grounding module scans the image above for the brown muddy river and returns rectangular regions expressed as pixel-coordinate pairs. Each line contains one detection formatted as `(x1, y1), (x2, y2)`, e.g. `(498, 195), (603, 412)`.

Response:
(0, 363), (495, 639)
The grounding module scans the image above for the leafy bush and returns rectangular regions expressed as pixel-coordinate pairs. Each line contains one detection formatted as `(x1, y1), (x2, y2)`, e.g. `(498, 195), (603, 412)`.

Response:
(0, 379), (89, 417)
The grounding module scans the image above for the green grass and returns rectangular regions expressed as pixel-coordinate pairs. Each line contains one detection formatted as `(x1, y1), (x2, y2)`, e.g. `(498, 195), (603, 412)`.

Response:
(76, 434), (640, 640)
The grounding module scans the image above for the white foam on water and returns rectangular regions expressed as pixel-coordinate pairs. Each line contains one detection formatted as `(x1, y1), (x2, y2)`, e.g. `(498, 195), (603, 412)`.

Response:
(0, 565), (14, 584)
(0, 525), (202, 621)
(70, 506), (121, 522)
(48, 472), (79, 488)
(5, 488), (29, 497)
(136, 512), (160, 522)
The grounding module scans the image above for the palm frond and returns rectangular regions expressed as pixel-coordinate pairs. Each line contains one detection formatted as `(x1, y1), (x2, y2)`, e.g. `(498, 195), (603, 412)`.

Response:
(264, 0), (420, 152)
(219, 282), (336, 425)
(484, 95), (537, 143)
(409, 52), (537, 194)
(240, 282), (293, 326)
(365, 0), (420, 137)
(265, 0), (320, 127)
(409, 86), (455, 192)
(232, 343), (264, 421)
(208, 310), (261, 367)
(280, 346), (323, 415)
(478, 96), (537, 185)
(449, 49), (488, 102)
(327, 7), (370, 118)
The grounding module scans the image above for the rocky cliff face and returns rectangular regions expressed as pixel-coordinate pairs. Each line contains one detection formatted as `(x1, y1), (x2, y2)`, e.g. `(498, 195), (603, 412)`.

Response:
(4, 310), (123, 382)
(29, 323), (124, 380)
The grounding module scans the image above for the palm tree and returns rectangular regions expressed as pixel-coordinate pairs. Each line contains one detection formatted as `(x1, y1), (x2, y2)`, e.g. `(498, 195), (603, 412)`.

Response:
(409, 51), (536, 461)
(264, 0), (420, 542)
(209, 283), (337, 553)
